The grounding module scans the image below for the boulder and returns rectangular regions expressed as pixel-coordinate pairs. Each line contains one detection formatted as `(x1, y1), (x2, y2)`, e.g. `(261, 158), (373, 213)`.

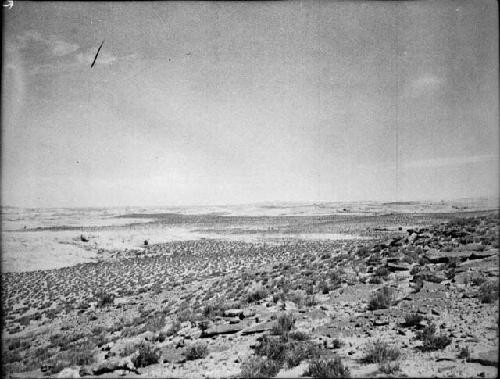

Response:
(56, 367), (81, 378)
(415, 270), (447, 283)
(90, 356), (138, 375)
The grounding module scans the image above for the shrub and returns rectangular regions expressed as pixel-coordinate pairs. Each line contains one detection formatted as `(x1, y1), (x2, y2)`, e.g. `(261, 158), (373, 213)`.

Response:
(288, 291), (305, 308)
(373, 266), (390, 278)
(403, 313), (423, 327)
(302, 357), (350, 378)
(185, 342), (208, 360)
(4, 350), (22, 364)
(305, 295), (318, 307)
(144, 312), (165, 332)
(379, 361), (400, 374)
(203, 301), (229, 318)
(164, 320), (181, 337)
(470, 274), (486, 287)
(240, 356), (281, 378)
(284, 341), (319, 368)
(289, 331), (310, 341)
(329, 269), (344, 286)
(369, 276), (383, 284)
(362, 340), (400, 364)
(131, 342), (160, 368)
(317, 281), (331, 295)
(247, 288), (268, 303)
(368, 287), (394, 311)
(58, 346), (96, 366)
(458, 346), (471, 361)
(478, 281), (499, 303)
(177, 307), (197, 323)
(332, 338), (344, 349)
(271, 313), (295, 338)
(416, 324), (452, 351)
(254, 336), (287, 363)
(95, 291), (115, 308)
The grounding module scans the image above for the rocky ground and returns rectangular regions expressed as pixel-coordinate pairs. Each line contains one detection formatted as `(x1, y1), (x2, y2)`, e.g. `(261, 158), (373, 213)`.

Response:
(2, 211), (499, 378)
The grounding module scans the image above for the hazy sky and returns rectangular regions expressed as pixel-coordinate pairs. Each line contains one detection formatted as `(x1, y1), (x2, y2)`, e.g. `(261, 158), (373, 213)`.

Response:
(2, 1), (498, 207)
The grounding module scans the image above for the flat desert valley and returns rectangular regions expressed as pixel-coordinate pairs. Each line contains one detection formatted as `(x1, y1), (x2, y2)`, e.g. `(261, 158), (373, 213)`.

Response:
(1, 199), (499, 378)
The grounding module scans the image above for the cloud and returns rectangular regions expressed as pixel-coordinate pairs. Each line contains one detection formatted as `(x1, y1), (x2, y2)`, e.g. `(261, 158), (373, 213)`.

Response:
(51, 40), (79, 56)
(6, 30), (136, 75)
(356, 154), (498, 171)
(12, 29), (79, 57)
(405, 73), (444, 98)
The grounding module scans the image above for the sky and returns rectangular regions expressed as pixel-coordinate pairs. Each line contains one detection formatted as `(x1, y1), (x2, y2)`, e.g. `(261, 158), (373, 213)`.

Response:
(2, 1), (498, 207)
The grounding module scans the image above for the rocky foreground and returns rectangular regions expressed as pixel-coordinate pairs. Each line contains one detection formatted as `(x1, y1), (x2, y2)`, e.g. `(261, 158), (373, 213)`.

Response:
(2, 212), (499, 378)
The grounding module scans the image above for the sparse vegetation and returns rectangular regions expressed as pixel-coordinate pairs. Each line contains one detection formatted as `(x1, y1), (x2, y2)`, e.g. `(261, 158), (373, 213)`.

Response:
(302, 356), (350, 378)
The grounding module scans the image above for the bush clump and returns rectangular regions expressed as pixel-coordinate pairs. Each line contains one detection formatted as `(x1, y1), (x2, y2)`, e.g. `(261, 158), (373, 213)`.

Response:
(240, 356), (282, 378)
(185, 342), (209, 360)
(403, 313), (424, 327)
(478, 281), (499, 304)
(289, 331), (310, 341)
(302, 356), (350, 378)
(373, 266), (390, 278)
(254, 336), (288, 363)
(131, 342), (160, 368)
(362, 340), (400, 364)
(247, 288), (268, 303)
(95, 291), (115, 308)
(458, 346), (471, 361)
(271, 313), (295, 338)
(368, 287), (394, 310)
(416, 323), (452, 351)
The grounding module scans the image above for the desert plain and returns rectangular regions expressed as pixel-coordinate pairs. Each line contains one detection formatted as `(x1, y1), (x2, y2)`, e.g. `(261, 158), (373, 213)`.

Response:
(1, 199), (499, 378)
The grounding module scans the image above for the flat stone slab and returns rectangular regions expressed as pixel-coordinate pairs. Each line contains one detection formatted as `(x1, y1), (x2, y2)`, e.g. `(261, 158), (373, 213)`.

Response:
(202, 322), (246, 337)
(425, 251), (471, 263)
(469, 251), (497, 260)
(224, 309), (244, 318)
(469, 349), (499, 367)
(241, 321), (276, 335)
(388, 263), (411, 271)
